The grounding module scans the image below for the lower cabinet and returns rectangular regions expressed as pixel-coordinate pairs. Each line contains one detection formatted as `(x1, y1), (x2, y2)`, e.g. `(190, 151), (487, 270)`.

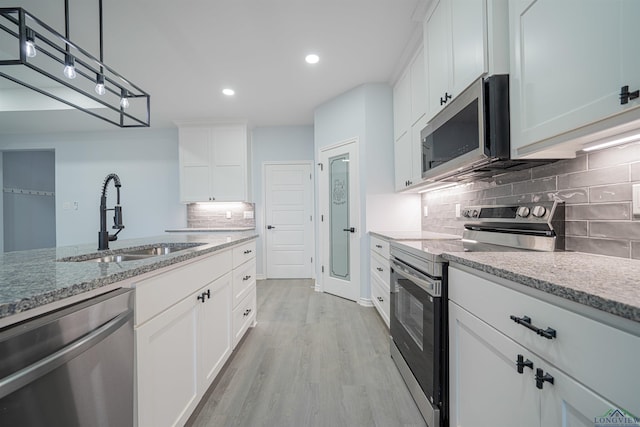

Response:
(232, 286), (257, 348)
(448, 266), (639, 426)
(136, 273), (232, 427)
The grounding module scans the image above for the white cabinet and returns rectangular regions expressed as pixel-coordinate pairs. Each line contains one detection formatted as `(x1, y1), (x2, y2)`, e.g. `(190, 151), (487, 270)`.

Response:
(424, 0), (508, 121)
(510, 0), (640, 159)
(135, 239), (257, 427)
(179, 124), (249, 202)
(369, 235), (390, 327)
(448, 266), (640, 426)
(393, 47), (428, 191)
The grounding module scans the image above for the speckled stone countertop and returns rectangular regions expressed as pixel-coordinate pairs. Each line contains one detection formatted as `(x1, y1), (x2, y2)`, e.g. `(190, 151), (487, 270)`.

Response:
(0, 231), (257, 321)
(370, 230), (462, 240)
(442, 251), (640, 323)
(165, 227), (255, 232)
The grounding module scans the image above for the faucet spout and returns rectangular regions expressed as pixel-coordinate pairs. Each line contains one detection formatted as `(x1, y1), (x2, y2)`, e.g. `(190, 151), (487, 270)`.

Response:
(98, 173), (125, 250)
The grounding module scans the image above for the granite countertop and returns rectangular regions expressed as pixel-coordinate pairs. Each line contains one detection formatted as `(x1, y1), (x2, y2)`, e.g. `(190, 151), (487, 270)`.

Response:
(0, 231), (258, 321)
(165, 227), (255, 232)
(442, 251), (640, 323)
(370, 230), (462, 240)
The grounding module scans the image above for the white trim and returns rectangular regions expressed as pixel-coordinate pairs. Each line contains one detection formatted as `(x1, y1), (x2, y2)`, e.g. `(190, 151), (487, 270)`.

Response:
(261, 160), (315, 280)
(256, 273), (266, 281)
(358, 298), (374, 307)
(314, 280), (322, 292)
(319, 136), (359, 153)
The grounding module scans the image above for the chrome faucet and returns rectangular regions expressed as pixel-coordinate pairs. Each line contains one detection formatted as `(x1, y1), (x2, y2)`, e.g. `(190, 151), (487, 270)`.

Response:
(98, 173), (125, 250)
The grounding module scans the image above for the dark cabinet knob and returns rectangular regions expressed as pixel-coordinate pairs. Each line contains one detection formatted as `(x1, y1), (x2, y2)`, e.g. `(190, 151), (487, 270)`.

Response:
(267, 225), (275, 229)
(516, 354), (534, 374)
(535, 368), (554, 389)
(343, 227), (356, 233)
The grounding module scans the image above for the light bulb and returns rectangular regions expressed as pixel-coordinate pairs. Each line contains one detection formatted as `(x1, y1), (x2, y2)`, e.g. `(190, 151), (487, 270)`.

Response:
(120, 94), (129, 109)
(63, 56), (76, 79)
(95, 74), (106, 95)
(25, 29), (36, 58)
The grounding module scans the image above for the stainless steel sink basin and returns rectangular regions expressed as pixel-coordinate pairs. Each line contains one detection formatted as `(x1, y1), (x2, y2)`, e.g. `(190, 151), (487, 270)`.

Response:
(92, 254), (153, 263)
(121, 246), (189, 256)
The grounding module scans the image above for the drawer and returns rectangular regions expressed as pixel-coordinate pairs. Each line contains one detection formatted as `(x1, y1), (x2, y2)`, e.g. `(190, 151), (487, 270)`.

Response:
(232, 241), (256, 269)
(135, 250), (232, 325)
(232, 285), (256, 348)
(449, 266), (640, 413)
(371, 273), (390, 328)
(370, 236), (390, 259)
(370, 251), (390, 288)
(232, 258), (256, 309)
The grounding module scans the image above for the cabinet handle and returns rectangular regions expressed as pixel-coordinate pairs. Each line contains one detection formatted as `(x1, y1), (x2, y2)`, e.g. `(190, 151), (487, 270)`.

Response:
(509, 315), (556, 339)
(515, 354), (534, 374)
(439, 92), (452, 105)
(243, 275), (251, 281)
(197, 289), (210, 303)
(376, 267), (383, 272)
(375, 244), (383, 249)
(243, 249), (252, 254)
(377, 296), (384, 302)
(620, 85), (640, 105)
(243, 308), (252, 317)
(535, 368), (554, 389)
(208, 197), (216, 201)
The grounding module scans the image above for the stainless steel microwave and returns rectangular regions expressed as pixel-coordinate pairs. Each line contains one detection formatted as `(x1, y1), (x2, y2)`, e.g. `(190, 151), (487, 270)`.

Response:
(421, 75), (550, 182)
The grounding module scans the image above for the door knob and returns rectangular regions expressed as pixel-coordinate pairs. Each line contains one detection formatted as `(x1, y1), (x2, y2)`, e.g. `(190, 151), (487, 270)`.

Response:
(342, 227), (355, 233)
(267, 225), (275, 229)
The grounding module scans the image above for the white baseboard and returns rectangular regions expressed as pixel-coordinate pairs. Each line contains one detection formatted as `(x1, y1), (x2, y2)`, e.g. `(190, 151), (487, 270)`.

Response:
(256, 273), (266, 281)
(358, 297), (374, 307)
(314, 280), (322, 292)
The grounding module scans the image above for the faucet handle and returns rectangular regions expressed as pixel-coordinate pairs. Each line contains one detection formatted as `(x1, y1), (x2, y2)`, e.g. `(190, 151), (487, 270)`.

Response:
(113, 205), (125, 229)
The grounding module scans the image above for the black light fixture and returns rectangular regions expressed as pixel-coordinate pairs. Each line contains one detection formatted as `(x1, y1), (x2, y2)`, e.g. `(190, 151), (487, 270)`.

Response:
(0, 0), (150, 128)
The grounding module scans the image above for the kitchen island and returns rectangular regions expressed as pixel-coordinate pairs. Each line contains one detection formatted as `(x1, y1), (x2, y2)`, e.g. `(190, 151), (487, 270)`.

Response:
(0, 231), (257, 328)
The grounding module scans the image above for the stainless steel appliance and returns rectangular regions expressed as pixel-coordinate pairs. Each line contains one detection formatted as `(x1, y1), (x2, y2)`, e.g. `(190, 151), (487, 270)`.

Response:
(0, 288), (134, 427)
(390, 201), (565, 427)
(420, 75), (552, 184)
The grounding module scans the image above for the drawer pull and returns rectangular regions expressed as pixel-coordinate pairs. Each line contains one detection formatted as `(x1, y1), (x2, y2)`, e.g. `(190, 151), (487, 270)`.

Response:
(243, 275), (252, 281)
(376, 267), (383, 272)
(197, 289), (210, 303)
(377, 296), (384, 302)
(509, 315), (557, 340)
(375, 244), (383, 249)
(243, 308), (252, 317)
(535, 368), (554, 389)
(243, 249), (252, 254)
(515, 354), (533, 374)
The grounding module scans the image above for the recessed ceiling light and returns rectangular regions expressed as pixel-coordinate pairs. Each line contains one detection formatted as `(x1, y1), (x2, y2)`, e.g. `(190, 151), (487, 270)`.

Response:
(222, 88), (235, 96)
(305, 54), (320, 64)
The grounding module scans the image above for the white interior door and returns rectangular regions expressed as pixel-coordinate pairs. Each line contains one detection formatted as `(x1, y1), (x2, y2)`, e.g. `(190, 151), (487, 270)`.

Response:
(264, 163), (313, 278)
(319, 140), (360, 302)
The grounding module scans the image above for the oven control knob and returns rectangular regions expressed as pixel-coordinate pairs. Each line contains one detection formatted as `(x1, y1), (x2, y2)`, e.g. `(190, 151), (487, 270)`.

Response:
(532, 205), (547, 218)
(462, 209), (470, 218)
(516, 206), (530, 218)
(472, 209), (479, 218)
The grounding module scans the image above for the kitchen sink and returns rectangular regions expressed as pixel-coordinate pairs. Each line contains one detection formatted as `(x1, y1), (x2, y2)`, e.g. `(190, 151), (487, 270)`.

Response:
(58, 243), (205, 263)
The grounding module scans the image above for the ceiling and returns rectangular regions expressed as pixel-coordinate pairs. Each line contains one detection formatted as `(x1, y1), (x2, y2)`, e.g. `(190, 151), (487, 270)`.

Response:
(0, 0), (427, 134)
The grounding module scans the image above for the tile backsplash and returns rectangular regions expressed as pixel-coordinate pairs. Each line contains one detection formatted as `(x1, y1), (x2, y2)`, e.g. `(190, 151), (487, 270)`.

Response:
(421, 141), (640, 259)
(187, 202), (255, 229)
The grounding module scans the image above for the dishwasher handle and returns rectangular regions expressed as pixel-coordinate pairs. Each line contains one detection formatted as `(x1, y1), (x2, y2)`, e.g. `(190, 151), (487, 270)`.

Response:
(0, 309), (133, 400)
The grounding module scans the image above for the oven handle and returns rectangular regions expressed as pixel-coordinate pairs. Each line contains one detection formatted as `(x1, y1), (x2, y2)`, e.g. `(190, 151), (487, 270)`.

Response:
(390, 259), (440, 297)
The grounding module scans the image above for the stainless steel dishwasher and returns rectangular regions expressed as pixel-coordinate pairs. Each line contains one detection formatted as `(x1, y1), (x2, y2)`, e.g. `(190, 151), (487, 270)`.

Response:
(0, 288), (134, 427)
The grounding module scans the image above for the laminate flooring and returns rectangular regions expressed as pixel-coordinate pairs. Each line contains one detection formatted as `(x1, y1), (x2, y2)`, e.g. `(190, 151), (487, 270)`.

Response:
(186, 279), (427, 427)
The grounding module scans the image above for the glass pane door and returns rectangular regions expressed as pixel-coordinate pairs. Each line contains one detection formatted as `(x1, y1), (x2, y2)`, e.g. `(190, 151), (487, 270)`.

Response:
(329, 153), (349, 280)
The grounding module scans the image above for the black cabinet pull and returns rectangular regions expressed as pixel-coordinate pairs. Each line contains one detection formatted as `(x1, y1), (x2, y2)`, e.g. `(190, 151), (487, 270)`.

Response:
(267, 225), (275, 229)
(439, 92), (452, 105)
(343, 227), (356, 233)
(376, 267), (384, 272)
(375, 244), (383, 249)
(377, 296), (384, 302)
(620, 85), (640, 105)
(243, 275), (251, 281)
(243, 249), (252, 254)
(516, 354), (534, 374)
(197, 289), (210, 303)
(243, 308), (252, 317)
(510, 315), (557, 339)
(535, 368), (554, 389)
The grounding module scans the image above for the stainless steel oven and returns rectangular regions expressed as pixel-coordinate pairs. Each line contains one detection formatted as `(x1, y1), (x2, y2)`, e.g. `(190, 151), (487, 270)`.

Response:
(390, 242), (454, 427)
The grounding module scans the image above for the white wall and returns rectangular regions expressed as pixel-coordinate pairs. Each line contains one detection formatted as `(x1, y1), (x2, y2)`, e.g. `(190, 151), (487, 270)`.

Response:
(251, 126), (315, 277)
(0, 128), (185, 247)
(314, 83), (420, 303)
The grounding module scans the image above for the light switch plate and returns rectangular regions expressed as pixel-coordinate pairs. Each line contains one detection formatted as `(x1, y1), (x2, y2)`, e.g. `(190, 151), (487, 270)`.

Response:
(423, 206), (428, 217)
(455, 203), (461, 218)
(633, 184), (640, 217)
(226, 211), (232, 219)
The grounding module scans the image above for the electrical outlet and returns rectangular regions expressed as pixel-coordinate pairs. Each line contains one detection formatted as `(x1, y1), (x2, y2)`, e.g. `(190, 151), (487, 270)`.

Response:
(243, 211), (254, 219)
(226, 211), (232, 219)
(73, 201), (79, 210)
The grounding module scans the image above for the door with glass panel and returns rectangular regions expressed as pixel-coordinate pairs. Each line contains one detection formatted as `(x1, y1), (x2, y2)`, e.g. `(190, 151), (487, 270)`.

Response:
(319, 140), (360, 302)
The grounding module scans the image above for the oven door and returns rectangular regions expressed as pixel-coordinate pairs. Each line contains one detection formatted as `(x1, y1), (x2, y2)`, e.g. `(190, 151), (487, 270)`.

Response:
(390, 258), (442, 406)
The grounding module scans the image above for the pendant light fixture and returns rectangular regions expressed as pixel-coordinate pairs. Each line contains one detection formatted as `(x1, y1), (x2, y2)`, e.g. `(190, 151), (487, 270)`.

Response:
(0, 1), (150, 127)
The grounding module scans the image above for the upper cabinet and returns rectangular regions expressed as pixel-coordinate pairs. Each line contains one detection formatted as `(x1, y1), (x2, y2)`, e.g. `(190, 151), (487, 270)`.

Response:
(179, 123), (249, 203)
(510, 0), (640, 159)
(424, 0), (508, 121)
(393, 47), (427, 191)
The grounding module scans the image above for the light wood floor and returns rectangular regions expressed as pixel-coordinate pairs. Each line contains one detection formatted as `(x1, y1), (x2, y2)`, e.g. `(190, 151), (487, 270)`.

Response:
(186, 279), (427, 427)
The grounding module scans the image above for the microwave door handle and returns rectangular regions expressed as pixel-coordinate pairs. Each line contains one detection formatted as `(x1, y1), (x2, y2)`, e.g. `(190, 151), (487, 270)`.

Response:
(392, 262), (436, 295)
